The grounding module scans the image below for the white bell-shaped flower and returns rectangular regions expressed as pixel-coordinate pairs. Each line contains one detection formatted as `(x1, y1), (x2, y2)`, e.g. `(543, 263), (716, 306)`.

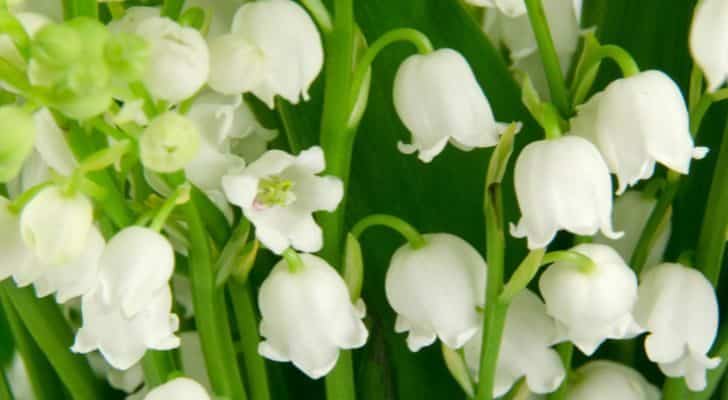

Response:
(690, 0), (728, 91)
(145, 377), (210, 400)
(33, 226), (104, 303)
(467, 0), (527, 17)
(539, 244), (643, 355)
(567, 361), (660, 400)
(222, 146), (343, 255)
(571, 70), (708, 194)
(593, 190), (671, 269)
(633, 263), (721, 391)
(464, 290), (564, 397)
(208, 0), (323, 108)
(385, 233), (486, 351)
(185, 91), (276, 192)
(20, 186), (93, 265)
(72, 286), (180, 370)
(134, 16), (209, 103)
(0, 196), (38, 282)
(393, 48), (504, 163)
(510, 136), (621, 249)
(97, 226), (175, 318)
(257, 253), (368, 379)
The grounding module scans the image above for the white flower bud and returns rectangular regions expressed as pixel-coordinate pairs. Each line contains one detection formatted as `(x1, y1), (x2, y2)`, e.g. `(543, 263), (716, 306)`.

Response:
(33, 226), (104, 303)
(208, 0), (323, 108)
(510, 136), (621, 249)
(72, 285), (180, 370)
(567, 361), (660, 400)
(386, 233), (486, 351)
(539, 244), (643, 355)
(571, 70), (708, 194)
(20, 186), (93, 265)
(592, 191), (671, 269)
(97, 226), (175, 318)
(690, 0), (728, 92)
(464, 290), (565, 397)
(136, 16), (209, 103)
(633, 263), (721, 391)
(393, 48), (504, 163)
(140, 111), (201, 173)
(222, 147), (343, 255)
(145, 377), (210, 400)
(258, 253), (368, 379)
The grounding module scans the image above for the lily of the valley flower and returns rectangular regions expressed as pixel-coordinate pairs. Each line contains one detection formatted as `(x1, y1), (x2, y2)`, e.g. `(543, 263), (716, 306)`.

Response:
(386, 233), (487, 351)
(97, 226), (175, 318)
(20, 185), (93, 265)
(257, 253), (368, 379)
(126, 13), (209, 103)
(393, 48), (505, 163)
(539, 244), (642, 355)
(567, 361), (660, 400)
(222, 146), (343, 255)
(72, 285), (180, 370)
(593, 190), (671, 269)
(464, 290), (564, 397)
(510, 136), (621, 249)
(690, 0), (728, 91)
(145, 377), (210, 400)
(467, 0), (526, 17)
(208, 0), (323, 108)
(139, 111), (201, 173)
(571, 70), (708, 194)
(633, 263), (721, 391)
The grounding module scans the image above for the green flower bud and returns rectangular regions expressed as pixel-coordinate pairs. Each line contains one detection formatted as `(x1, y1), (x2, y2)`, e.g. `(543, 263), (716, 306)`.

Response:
(140, 112), (200, 173)
(65, 17), (110, 59)
(0, 105), (36, 182)
(31, 23), (82, 68)
(104, 32), (149, 82)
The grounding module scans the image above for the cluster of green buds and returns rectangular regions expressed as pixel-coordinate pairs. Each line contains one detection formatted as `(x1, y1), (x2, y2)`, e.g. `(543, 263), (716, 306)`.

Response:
(28, 17), (149, 119)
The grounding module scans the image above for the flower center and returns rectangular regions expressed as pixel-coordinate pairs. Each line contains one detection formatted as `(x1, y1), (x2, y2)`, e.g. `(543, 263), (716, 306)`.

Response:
(255, 175), (296, 209)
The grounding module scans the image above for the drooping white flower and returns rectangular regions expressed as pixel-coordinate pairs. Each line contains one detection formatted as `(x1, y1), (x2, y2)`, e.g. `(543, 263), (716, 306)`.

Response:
(481, 0), (581, 98)
(464, 290), (564, 397)
(185, 91), (277, 192)
(592, 190), (671, 269)
(33, 226), (104, 303)
(97, 226), (175, 318)
(386, 233), (486, 351)
(72, 286), (180, 370)
(133, 16), (209, 103)
(539, 243), (643, 355)
(208, 0), (323, 108)
(393, 48), (505, 163)
(633, 263), (721, 391)
(144, 377), (210, 400)
(258, 253), (368, 379)
(571, 70), (708, 194)
(510, 136), (621, 249)
(222, 146), (343, 255)
(690, 0), (728, 91)
(20, 186), (93, 265)
(567, 361), (660, 400)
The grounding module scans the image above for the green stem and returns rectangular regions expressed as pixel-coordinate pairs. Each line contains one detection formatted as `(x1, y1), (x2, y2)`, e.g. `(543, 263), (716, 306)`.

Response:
(547, 343), (573, 400)
(697, 121), (728, 285)
(663, 378), (687, 400)
(149, 183), (190, 232)
(542, 250), (596, 273)
(689, 65), (704, 112)
(0, 288), (61, 400)
(282, 248), (305, 273)
(2, 282), (100, 400)
(349, 28), (433, 116)
(72, 0), (97, 18)
(524, 0), (570, 116)
(475, 184), (506, 400)
(630, 182), (677, 273)
(141, 351), (178, 388)
(191, 186), (231, 249)
(570, 42), (640, 107)
(351, 213), (426, 248)
(161, 0), (185, 20)
(181, 197), (248, 400)
(228, 281), (272, 400)
(300, 0), (333, 33)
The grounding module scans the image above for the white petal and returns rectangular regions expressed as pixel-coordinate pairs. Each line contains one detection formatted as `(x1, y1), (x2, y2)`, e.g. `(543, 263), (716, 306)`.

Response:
(33, 108), (77, 176)
(567, 361), (659, 400)
(690, 0), (728, 91)
(208, 33), (265, 95)
(145, 377), (210, 400)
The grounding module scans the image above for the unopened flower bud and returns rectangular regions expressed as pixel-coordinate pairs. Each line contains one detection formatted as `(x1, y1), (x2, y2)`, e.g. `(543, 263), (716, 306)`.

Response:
(140, 112), (201, 173)
(0, 105), (36, 182)
(104, 32), (149, 82)
(145, 377), (210, 400)
(31, 23), (82, 67)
